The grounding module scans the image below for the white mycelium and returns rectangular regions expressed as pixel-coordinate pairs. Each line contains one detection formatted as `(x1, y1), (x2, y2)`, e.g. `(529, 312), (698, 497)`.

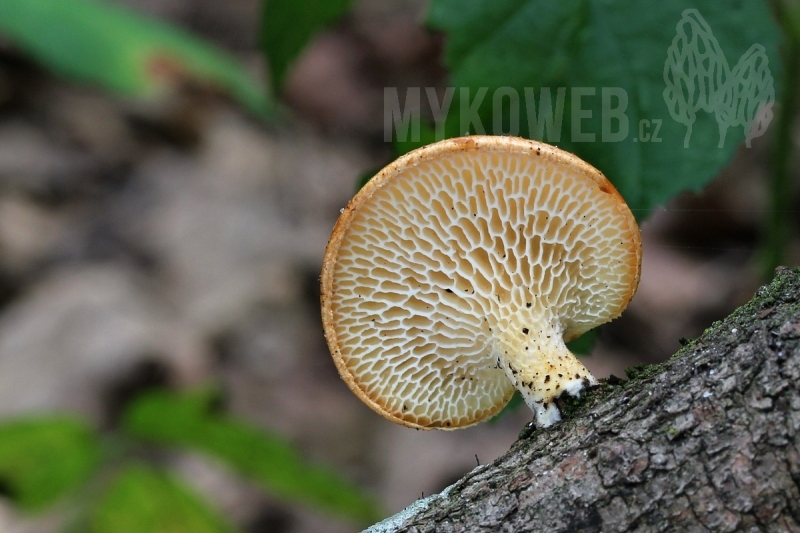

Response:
(322, 136), (640, 429)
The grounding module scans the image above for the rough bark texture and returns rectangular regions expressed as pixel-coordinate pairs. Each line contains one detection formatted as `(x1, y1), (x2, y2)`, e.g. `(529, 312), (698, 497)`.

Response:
(366, 267), (800, 533)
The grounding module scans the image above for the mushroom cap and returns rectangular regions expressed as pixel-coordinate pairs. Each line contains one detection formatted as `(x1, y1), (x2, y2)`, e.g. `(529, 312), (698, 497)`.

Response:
(321, 136), (641, 429)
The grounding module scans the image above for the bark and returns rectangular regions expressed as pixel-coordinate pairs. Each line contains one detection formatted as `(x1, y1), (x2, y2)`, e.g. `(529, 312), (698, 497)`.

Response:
(366, 267), (800, 533)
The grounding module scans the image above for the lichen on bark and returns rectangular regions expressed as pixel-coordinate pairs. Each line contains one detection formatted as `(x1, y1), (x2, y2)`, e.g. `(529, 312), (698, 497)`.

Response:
(366, 267), (800, 533)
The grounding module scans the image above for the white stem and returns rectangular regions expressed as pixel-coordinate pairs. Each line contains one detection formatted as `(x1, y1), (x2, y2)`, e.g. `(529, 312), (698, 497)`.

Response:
(494, 319), (597, 427)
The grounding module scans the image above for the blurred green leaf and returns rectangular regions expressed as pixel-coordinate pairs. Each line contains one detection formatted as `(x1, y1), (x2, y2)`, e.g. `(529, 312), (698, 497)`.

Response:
(775, 0), (800, 42)
(0, 416), (102, 511)
(262, 0), (354, 94)
(90, 464), (236, 533)
(357, 121), (436, 192)
(355, 166), (381, 193)
(392, 120), (438, 157)
(0, 0), (272, 117)
(123, 388), (381, 524)
(566, 329), (598, 356)
(427, 0), (780, 220)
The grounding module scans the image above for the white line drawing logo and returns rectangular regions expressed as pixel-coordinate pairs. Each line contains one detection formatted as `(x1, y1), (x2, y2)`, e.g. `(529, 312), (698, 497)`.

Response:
(663, 8), (774, 148)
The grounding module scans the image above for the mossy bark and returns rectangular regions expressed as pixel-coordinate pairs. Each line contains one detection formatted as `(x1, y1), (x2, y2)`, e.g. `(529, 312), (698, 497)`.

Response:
(366, 267), (800, 533)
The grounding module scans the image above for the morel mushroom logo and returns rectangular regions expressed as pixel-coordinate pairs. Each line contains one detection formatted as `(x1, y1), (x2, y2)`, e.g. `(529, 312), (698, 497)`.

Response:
(663, 9), (774, 148)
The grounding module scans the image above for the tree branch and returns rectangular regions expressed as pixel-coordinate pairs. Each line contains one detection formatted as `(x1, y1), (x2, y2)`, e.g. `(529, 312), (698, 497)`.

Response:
(367, 267), (800, 533)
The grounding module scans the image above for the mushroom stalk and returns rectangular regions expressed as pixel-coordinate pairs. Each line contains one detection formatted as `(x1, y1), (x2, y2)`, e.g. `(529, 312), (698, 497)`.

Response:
(494, 317), (597, 427)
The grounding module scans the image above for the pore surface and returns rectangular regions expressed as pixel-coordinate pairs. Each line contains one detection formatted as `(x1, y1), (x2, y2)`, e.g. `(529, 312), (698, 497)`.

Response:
(329, 148), (638, 428)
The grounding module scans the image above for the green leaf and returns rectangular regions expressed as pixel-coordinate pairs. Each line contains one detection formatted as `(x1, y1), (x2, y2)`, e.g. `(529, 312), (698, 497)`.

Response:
(0, 416), (102, 511)
(0, 0), (272, 117)
(566, 329), (598, 356)
(361, 121), (439, 191)
(122, 388), (381, 524)
(427, 0), (780, 219)
(90, 464), (236, 533)
(262, 0), (354, 94)
(355, 121), (436, 193)
(355, 166), (382, 193)
(392, 120), (439, 157)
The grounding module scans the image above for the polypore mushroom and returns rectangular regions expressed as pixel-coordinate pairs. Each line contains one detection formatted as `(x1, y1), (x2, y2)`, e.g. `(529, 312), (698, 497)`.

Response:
(321, 136), (641, 429)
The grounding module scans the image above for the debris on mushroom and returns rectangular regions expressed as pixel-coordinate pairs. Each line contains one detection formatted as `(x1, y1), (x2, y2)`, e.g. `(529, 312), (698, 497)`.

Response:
(321, 136), (642, 429)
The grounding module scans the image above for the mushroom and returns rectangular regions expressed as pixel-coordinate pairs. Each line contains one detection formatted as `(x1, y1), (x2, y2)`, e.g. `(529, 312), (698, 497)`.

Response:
(321, 136), (641, 429)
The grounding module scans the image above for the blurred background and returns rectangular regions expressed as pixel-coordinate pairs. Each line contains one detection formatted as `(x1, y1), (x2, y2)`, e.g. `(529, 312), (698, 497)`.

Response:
(0, 0), (796, 532)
